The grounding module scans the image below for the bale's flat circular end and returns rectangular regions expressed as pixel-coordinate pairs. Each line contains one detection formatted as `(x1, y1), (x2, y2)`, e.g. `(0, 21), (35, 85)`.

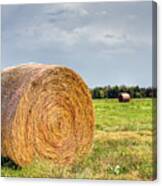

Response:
(1, 64), (95, 166)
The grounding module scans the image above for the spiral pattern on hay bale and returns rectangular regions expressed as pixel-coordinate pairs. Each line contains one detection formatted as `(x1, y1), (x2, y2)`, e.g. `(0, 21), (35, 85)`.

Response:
(1, 64), (95, 167)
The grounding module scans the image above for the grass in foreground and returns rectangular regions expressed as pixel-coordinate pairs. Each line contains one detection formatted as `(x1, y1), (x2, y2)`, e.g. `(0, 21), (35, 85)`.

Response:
(1, 99), (156, 180)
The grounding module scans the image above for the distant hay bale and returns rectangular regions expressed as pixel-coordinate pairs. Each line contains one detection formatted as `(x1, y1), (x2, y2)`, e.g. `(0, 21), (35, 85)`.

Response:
(118, 92), (130, 102)
(1, 64), (95, 167)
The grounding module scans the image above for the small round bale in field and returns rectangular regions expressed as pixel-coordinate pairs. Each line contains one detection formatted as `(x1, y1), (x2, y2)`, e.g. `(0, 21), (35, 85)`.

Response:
(1, 64), (95, 167)
(118, 92), (130, 102)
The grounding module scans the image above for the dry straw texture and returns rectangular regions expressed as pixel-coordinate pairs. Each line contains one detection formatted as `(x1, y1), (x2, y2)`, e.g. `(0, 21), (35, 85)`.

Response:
(1, 64), (95, 167)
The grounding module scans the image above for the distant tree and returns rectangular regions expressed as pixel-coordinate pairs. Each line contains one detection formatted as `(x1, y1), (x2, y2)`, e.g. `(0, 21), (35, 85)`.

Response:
(134, 92), (142, 98)
(103, 87), (109, 98)
(120, 85), (127, 92)
(99, 89), (105, 98)
(92, 88), (100, 98)
(146, 87), (153, 97)
(128, 87), (134, 98)
(140, 88), (146, 97)
(90, 85), (155, 99)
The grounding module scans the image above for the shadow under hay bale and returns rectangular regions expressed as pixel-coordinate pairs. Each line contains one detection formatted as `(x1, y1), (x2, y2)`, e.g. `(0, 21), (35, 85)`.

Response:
(1, 156), (21, 170)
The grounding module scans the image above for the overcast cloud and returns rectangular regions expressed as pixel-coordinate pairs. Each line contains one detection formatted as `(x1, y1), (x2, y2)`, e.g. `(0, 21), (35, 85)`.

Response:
(1, 2), (153, 87)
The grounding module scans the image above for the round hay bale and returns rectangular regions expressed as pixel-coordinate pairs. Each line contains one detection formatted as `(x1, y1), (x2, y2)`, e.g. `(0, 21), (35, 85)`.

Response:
(118, 92), (130, 102)
(1, 64), (95, 166)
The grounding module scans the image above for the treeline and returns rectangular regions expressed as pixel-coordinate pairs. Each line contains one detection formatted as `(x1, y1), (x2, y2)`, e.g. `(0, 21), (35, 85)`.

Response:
(90, 85), (156, 99)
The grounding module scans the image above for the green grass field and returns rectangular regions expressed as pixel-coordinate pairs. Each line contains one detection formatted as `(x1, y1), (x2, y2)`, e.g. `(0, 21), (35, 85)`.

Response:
(1, 98), (156, 180)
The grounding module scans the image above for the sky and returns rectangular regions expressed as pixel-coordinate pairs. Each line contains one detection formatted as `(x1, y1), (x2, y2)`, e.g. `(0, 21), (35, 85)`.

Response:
(1, 1), (154, 88)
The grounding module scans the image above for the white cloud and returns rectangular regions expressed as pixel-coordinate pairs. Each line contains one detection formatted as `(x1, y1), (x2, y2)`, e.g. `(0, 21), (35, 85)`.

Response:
(128, 14), (137, 20)
(43, 3), (89, 18)
(2, 2), (153, 87)
(7, 3), (151, 54)
(13, 20), (151, 53)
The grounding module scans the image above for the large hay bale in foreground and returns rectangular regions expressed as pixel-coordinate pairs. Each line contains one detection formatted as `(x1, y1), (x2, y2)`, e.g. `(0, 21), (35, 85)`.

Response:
(1, 64), (95, 167)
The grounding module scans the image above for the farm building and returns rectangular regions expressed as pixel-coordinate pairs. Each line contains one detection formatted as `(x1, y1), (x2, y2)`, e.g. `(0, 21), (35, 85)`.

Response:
(118, 92), (130, 102)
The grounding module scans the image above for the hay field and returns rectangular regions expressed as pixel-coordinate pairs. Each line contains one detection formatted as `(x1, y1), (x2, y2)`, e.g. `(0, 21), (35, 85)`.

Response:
(1, 98), (156, 180)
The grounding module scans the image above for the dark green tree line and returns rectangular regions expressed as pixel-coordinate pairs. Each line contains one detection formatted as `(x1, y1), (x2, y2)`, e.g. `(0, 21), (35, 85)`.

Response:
(90, 85), (156, 99)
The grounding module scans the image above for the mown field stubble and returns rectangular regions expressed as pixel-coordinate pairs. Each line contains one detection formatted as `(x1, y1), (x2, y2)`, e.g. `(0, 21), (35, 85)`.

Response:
(1, 98), (155, 180)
